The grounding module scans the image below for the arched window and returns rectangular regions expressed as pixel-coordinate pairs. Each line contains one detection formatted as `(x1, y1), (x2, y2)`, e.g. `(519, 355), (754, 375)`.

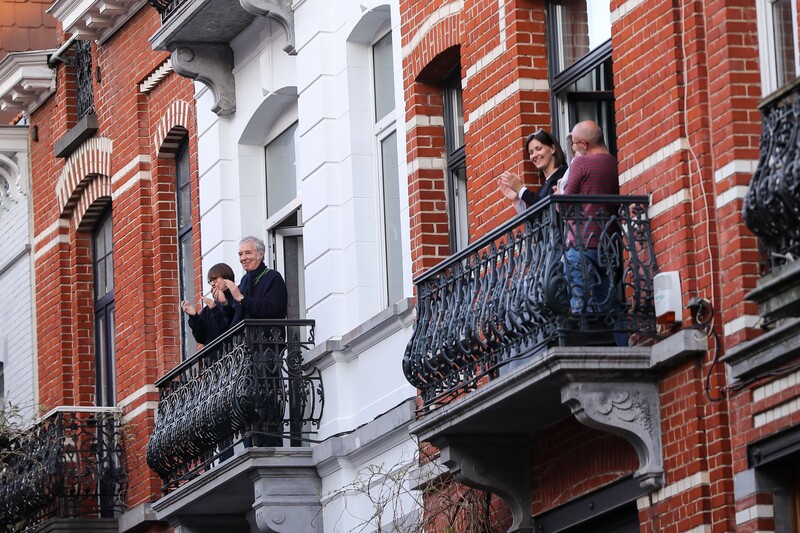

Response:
(175, 139), (195, 359)
(93, 212), (115, 406)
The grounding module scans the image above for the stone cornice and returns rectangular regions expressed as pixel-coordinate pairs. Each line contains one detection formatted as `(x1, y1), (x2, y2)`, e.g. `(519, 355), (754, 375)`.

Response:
(0, 51), (56, 116)
(48, 0), (147, 43)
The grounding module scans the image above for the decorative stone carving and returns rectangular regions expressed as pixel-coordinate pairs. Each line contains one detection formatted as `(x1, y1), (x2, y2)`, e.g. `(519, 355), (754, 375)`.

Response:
(252, 466), (323, 533)
(434, 435), (533, 533)
(240, 0), (296, 55)
(170, 43), (236, 116)
(561, 381), (664, 490)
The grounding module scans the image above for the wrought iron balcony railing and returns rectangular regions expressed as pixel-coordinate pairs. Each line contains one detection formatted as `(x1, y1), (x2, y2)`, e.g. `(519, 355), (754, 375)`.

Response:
(146, 320), (324, 492)
(0, 407), (126, 532)
(403, 195), (658, 410)
(744, 78), (800, 271)
(75, 40), (94, 119)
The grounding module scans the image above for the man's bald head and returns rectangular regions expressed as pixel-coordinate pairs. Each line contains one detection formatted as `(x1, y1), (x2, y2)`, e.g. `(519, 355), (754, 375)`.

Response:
(571, 120), (605, 151)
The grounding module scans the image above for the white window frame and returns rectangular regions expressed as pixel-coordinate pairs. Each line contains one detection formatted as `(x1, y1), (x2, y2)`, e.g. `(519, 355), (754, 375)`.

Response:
(757, 0), (800, 95)
(371, 27), (404, 307)
(264, 122), (305, 319)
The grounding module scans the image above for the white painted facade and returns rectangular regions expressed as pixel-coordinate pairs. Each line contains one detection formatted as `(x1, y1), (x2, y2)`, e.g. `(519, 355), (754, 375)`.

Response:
(190, 1), (419, 530)
(0, 125), (37, 422)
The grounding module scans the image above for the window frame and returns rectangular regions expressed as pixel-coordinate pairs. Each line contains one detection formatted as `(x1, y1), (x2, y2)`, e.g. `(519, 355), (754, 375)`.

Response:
(175, 138), (194, 360)
(443, 67), (468, 253)
(756, 0), (800, 95)
(264, 121), (304, 319)
(547, 2), (616, 155)
(93, 212), (116, 407)
(370, 28), (405, 306)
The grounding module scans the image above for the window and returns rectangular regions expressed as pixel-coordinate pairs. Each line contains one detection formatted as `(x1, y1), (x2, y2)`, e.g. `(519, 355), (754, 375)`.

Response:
(548, 0), (616, 155)
(443, 68), (468, 252)
(749, 426), (800, 532)
(757, 0), (799, 95)
(266, 122), (299, 219)
(176, 140), (194, 359)
(93, 213), (115, 406)
(265, 122), (305, 319)
(373, 31), (404, 305)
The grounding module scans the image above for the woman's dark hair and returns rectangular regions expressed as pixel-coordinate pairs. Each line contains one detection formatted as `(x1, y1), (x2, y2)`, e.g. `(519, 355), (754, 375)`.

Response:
(524, 129), (567, 173)
(207, 262), (235, 283)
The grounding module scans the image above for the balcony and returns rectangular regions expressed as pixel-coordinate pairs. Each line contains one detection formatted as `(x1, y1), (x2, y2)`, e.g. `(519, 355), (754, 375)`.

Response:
(145, 0), (295, 115)
(146, 320), (324, 532)
(0, 407), (126, 532)
(726, 77), (800, 380)
(403, 195), (665, 532)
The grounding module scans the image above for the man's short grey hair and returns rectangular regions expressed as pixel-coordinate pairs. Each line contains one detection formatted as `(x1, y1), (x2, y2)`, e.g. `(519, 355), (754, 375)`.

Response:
(240, 236), (266, 255)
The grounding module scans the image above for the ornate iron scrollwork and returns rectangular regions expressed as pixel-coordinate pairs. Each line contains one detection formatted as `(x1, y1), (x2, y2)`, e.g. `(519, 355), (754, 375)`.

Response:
(0, 409), (126, 531)
(75, 40), (94, 119)
(403, 196), (658, 411)
(744, 82), (800, 269)
(146, 320), (324, 492)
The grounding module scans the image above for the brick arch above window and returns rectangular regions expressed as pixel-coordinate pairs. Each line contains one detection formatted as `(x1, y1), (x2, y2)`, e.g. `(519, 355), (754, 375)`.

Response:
(56, 137), (112, 218)
(74, 177), (111, 231)
(154, 100), (193, 159)
(403, 2), (462, 80)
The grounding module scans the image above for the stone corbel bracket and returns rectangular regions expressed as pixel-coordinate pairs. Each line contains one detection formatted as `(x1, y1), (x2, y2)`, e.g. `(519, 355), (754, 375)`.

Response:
(252, 466), (322, 533)
(240, 0), (297, 55)
(433, 435), (534, 533)
(170, 43), (235, 116)
(561, 380), (664, 491)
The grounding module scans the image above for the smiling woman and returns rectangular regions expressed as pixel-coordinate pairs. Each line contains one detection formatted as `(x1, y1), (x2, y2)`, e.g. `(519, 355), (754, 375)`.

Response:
(496, 129), (568, 213)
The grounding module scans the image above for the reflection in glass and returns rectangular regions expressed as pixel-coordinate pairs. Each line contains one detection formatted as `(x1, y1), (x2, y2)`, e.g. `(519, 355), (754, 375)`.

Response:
(266, 122), (299, 218)
(373, 32), (396, 122)
(555, 0), (611, 73)
(381, 131), (403, 305)
(772, 0), (798, 87)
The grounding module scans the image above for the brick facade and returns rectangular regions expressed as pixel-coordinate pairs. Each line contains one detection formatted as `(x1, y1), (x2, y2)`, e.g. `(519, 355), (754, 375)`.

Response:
(28, 5), (198, 519)
(400, 0), (799, 532)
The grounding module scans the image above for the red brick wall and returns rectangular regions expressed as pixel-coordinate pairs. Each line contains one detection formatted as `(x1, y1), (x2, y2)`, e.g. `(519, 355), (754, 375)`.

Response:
(531, 418), (638, 515)
(29, 5), (198, 514)
(401, 0), (774, 531)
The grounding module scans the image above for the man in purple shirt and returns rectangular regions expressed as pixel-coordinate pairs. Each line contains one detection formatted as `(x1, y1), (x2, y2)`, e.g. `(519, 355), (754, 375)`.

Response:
(562, 120), (621, 326)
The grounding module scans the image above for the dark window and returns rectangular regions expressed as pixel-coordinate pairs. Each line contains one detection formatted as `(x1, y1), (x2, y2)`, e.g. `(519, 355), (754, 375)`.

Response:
(534, 477), (644, 533)
(93, 213), (115, 406)
(443, 67), (468, 252)
(749, 426), (800, 532)
(548, 0), (616, 155)
(176, 139), (194, 359)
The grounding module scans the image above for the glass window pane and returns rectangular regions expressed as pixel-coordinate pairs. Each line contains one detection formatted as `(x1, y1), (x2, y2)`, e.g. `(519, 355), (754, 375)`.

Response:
(266, 122), (298, 218)
(772, 0), (797, 87)
(282, 234), (303, 319)
(373, 32), (396, 121)
(555, 0), (611, 73)
(107, 250), (114, 293)
(108, 307), (116, 403)
(177, 143), (192, 229)
(380, 132), (403, 304)
(445, 83), (465, 152)
(451, 163), (469, 251)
